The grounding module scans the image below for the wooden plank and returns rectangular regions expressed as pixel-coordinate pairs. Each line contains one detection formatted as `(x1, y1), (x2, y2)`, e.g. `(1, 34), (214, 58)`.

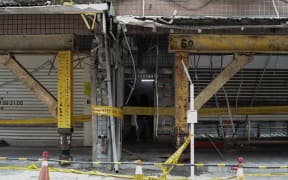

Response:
(0, 55), (57, 118)
(174, 52), (189, 134)
(195, 54), (253, 110)
(0, 34), (73, 53)
(169, 34), (288, 53)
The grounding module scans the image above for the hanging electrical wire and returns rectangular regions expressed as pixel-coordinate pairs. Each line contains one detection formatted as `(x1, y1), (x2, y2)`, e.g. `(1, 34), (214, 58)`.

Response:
(154, 44), (160, 138)
(169, 0), (213, 11)
(220, 56), (235, 136)
(272, 0), (280, 18)
(249, 55), (271, 107)
(235, 70), (243, 109)
(209, 56), (224, 138)
(122, 25), (137, 105)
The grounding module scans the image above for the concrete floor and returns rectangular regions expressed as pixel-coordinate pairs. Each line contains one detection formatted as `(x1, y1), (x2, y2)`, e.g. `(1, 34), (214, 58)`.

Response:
(0, 142), (288, 179)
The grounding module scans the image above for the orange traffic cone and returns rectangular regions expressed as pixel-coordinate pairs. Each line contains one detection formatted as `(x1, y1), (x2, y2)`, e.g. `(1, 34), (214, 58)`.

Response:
(39, 151), (50, 180)
(134, 160), (143, 180)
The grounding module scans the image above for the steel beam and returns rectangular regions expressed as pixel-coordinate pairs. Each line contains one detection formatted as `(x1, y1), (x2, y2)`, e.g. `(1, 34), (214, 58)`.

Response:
(195, 54), (253, 110)
(0, 55), (58, 118)
(174, 52), (189, 135)
(0, 35), (73, 53)
(169, 34), (288, 54)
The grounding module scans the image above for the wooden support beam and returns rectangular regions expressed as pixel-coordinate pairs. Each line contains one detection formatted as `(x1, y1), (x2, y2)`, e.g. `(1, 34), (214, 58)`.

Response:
(0, 34), (74, 53)
(57, 51), (73, 130)
(195, 54), (253, 110)
(0, 55), (57, 118)
(174, 52), (189, 134)
(169, 34), (288, 54)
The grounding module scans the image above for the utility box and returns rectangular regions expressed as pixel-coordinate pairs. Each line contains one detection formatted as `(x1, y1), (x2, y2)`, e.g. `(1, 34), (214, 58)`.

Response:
(187, 110), (197, 123)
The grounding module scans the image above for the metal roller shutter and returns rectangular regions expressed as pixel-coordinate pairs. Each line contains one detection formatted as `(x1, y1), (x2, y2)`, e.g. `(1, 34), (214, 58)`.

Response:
(0, 55), (85, 146)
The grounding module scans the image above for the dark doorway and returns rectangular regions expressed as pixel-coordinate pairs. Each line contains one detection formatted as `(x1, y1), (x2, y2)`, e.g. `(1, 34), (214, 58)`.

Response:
(123, 79), (154, 143)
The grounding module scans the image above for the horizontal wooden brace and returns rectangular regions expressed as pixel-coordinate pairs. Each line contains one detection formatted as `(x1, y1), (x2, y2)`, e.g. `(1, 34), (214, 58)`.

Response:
(169, 34), (288, 53)
(0, 34), (74, 53)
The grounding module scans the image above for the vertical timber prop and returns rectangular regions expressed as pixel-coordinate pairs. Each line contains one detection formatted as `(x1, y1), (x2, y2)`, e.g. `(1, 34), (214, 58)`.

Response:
(174, 52), (189, 147)
(57, 51), (73, 164)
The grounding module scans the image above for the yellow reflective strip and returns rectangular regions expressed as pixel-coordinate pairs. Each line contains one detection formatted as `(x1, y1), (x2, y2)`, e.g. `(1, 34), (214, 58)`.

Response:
(0, 157), (7, 160)
(18, 158), (27, 161)
(195, 163), (205, 167)
(217, 163), (226, 167)
(176, 164), (185, 167)
(258, 165), (267, 169)
(280, 165), (288, 169)
(92, 162), (100, 165)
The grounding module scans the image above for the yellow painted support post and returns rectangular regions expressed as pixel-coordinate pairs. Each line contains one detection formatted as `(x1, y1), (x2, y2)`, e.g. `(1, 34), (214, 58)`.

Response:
(174, 52), (189, 146)
(57, 51), (73, 164)
(169, 34), (288, 53)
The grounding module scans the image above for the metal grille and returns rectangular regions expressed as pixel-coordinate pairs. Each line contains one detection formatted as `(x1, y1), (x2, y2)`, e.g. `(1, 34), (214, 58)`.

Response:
(113, 0), (288, 17)
(0, 14), (90, 35)
(0, 55), (85, 146)
(123, 36), (174, 68)
(189, 55), (288, 107)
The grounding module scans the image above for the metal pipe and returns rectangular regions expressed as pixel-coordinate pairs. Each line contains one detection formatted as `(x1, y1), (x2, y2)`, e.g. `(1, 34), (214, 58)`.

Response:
(181, 61), (195, 178)
(272, 0), (280, 18)
(220, 56), (235, 136)
(154, 45), (159, 139)
(142, 0), (145, 16)
(123, 25), (137, 105)
(103, 13), (119, 172)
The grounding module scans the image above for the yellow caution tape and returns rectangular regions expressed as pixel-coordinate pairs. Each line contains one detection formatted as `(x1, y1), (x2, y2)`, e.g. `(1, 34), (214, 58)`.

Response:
(91, 105), (123, 119)
(0, 157), (7, 160)
(123, 106), (174, 116)
(195, 163), (205, 167)
(280, 165), (288, 169)
(161, 135), (192, 179)
(217, 163), (226, 167)
(258, 165), (267, 169)
(0, 115), (91, 125)
(18, 158), (27, 161)
(0, 164), (167, 180)
(3, 164), (288, 180)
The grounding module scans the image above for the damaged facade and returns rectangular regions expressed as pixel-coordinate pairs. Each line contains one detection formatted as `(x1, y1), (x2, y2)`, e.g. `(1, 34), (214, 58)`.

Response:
(0, 0), (288, 177)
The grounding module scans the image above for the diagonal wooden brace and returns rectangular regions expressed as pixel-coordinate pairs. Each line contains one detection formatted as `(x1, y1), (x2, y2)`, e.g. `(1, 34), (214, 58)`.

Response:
(195, 54), (254, 110)
(0, 55), (58, 118)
